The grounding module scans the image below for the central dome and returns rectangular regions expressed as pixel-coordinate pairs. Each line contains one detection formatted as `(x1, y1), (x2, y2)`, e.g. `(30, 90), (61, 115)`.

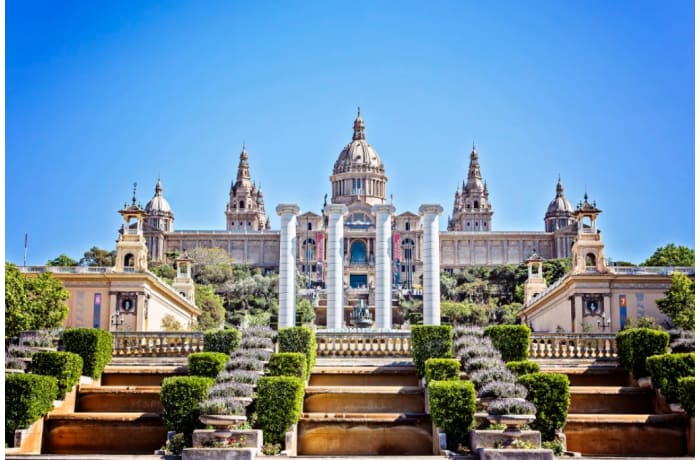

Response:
(145, 178), (173, 214)
(332, 110), (385, 175)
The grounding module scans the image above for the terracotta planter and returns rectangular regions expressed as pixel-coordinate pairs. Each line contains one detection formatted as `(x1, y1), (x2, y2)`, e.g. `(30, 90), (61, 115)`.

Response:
(199, 414), (247, 439)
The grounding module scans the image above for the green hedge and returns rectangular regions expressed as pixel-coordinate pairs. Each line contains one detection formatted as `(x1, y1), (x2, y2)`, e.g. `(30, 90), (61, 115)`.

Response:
(425, 358), (461, 384)
(6, 373), (58, 446)
(204, 329), (242, 354)
(428, 380), (476, 451)
(256, 376), (305, 444)
(678, 377), (694, 416)
(518, 373), (570, 442)
(61, 328), (113, 379)
(646, 353), (694, 403)
(411, 325), (453, 378)
(278, 327), (316, 379)
(187, 352), (229, 378)
(31, 351), (83, 399)
(160, 376), (215, 445)
(616, 328), (670, 379)
(267, 353), (307, 378)
(506, 360), (540, 377)
(483, 325), (530, 362)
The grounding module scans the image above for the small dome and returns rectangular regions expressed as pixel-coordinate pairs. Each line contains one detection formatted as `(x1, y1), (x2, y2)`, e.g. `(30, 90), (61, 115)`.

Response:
(145, 178), (173, 214)
(545, 178), (573, 216)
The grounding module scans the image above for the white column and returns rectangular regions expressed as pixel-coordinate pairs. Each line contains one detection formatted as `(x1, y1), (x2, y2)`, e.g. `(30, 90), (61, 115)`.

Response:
(372, 204), (395, 330)
(276, 204), (300, 329)
(324, 204), (348, 329)
(419, 204), (443, 325)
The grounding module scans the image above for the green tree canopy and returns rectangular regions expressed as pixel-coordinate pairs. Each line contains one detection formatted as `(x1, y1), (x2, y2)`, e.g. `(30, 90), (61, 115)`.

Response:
(194, 284), (226, 331)
(656, 272), (695, 330)
(47, 254), (78, 266)
(642, 244), (694, 267)
(80, 246), (116, 267)
(6, 263), (70, 337)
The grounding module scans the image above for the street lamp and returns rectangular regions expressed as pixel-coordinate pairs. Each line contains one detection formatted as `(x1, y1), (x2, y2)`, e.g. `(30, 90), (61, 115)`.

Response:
(597, 312), (612, 331)
(111, 310), (124, 330)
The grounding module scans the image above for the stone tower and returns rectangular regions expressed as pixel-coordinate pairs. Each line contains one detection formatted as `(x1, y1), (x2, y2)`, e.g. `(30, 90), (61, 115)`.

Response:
(115, 184), (149, 273)
(448, 144), (493, 231)
(225, 145), (270, 231)
(523, 251), (547, 303)
(571, 193), (607, 274)
(172, 255), (195, 304)
(144, 178), (174, 262)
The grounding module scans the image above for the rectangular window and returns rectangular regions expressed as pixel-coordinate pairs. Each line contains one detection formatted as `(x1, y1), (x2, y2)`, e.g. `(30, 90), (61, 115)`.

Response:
(93, 293), (102, 329)
(619, 294), (627, 326)
(635, 293), (645, 318)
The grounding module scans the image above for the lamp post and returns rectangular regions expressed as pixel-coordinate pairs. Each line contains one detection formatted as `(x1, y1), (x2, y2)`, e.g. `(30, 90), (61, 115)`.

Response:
(111, 310), (124, 331)
(597, 312), (612, 331)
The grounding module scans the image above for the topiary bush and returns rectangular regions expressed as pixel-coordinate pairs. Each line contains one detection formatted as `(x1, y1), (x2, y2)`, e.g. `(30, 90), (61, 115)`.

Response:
(425, 358), (461, 384)
(267, 353), (307, 378)
(506, 360), (540, 377)
(187, 352), (229, 378)
(483, 325), (530, 362)
(160, 376), (215, 445)
(645, 352), (695, 403)
(616, 328), (670, 379)
(255, 376), (305, 444)
(6, 373), (58, 446)
(518, 372), (570, 442)
(31, 351), (83, 399)
(411, 325), (453, 378)
(278, 327), (316, 379)
(428, 379), (476, 451)
(61, 328), (113, 379)
(678, 376), (694, 416)
(204, 329), (242, 354)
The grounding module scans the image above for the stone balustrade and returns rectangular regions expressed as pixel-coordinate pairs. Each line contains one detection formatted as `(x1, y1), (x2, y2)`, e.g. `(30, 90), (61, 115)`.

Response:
(111, 331), (205, 357)
(316, 330), (413, 357)
(529, 333), (617, 359)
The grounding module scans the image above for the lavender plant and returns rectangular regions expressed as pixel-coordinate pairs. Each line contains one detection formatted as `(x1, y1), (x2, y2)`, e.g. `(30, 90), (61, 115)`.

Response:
(226, 356), (265, 372)
(199, 396), (247, 416)
(208, 381), (255, 398)
(469, 366), (517, 389)
(239, 335), (274, 350)
(478, 381), (528, 400)
(487, 398), (537, 416)
(232, 347), (273, 362)
(462, 357), (503, 375)
(242, 326), (277, 340)
(217, 369), (261, 385)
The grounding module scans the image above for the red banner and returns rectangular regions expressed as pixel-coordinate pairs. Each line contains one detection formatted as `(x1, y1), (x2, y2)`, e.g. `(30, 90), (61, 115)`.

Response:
(316, 232), (325, 262)
(393, 232), (401, 261)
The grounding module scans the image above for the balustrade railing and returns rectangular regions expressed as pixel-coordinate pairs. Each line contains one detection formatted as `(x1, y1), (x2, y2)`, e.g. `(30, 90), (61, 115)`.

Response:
(111, 332), (205, 357)
(528, 333), (617, 359)
(316, 330), (412, 357)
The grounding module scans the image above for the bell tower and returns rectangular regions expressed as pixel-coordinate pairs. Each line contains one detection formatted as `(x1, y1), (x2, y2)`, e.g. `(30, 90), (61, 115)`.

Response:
(523, 251), (547, 303)
(115, 183), (149, 273)
(571, 193), (607, 274)
(172, 255), (195, 304)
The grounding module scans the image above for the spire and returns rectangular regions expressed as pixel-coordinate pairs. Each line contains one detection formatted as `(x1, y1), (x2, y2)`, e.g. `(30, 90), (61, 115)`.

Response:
(556, 175), (564, 197)
(467, 144), (483, 185)
(352, 107), (365, 141)
(155, 177), (163, 196)
(236, 144), (251, 185)
(131, 182), (138, 206)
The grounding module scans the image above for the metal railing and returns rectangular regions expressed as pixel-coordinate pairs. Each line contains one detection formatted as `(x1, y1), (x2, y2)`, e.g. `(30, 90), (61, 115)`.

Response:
(316, 330), (412, 357)
(528, 333), (617, 359)
(111, 331), (205, 357)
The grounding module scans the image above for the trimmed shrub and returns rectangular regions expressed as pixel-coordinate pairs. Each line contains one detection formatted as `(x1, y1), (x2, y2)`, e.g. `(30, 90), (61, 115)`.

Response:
(267, 353), (307, 378)
(411, 325), (453, 378)
(160, 376), (215, 444)
(469, 366), (517, 389)
(616, 328), (670, 379)
(61, 328), (113, 379)
(484, 325), (530, 362)
(187, 352), (229, 378)
(478, 381), (528, 399)
(204, 329), (242, 354)
(278, 327), (316, 379)
(428, 380), (476, 451)
(425, 358), (461, 384)
(6, 373), (58, 445)
(646, 353), (695, 403)
(678, 376), (694, 416)
(487, 398), (537, 415)
(31, 351), (83, 399)
(256, 376), (305, 444)
(518, 373), (570, 442)
(506, 360), (540, 377)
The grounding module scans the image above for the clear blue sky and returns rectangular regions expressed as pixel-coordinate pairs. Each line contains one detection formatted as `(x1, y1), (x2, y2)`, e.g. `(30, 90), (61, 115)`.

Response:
(6, 1), (694, 266)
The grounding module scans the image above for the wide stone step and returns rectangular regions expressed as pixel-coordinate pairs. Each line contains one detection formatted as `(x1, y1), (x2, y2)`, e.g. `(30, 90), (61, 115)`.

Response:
(564, 413), (689, 456)
(539, 363), (630, 386)
(101, 365), (186, 386)
(76, 386), (162, 413)
(309, 366), (420, 386)
(569, 386), (655, 414)
(42, 412), (167, 454)
(298, 412), (432, 455)
(304, 386), (424, 413)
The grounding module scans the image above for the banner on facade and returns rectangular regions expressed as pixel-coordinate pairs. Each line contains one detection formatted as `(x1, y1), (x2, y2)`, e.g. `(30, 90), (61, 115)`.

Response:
(393, 232), (401, 261)
(316, 232), (324, 262)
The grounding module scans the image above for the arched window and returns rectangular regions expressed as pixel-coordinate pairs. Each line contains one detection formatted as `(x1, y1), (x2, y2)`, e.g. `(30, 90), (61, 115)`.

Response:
(239, 200), (244, 209)
(405, 222), (410, 231)
(350, 241), (367, 264)
(586, 253), (596, 267)
(474, 200), (479, 209)
(124, 253), (134, 268)
(307, 222), (312, 231)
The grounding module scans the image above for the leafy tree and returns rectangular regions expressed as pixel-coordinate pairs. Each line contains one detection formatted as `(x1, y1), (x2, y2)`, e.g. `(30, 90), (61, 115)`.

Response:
(5, 263), (69, 337)
(642, 244), (694, 267)
(656, 272), (695, 330)
(194, 284), (226, 331)
(47, 254), (78, 266)
(296, 297), (316, 326)
(161, 315), (184, 331)
(80, 246), (116, 267)
(150, 262), (176, 281)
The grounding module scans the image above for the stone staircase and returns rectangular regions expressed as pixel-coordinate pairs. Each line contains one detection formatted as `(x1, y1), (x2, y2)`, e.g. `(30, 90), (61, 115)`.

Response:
(41, 362), (185, 454)
(541, 360), (690, 456)
(297, 360), (434, 455)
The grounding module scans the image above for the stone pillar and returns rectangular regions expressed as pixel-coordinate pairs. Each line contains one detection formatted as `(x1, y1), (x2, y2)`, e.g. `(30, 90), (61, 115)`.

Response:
(324, 204), (348, 329)
(372, 204), (395, 330)
(419, 204), (443, 325)
(276, 204), (300, 329)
